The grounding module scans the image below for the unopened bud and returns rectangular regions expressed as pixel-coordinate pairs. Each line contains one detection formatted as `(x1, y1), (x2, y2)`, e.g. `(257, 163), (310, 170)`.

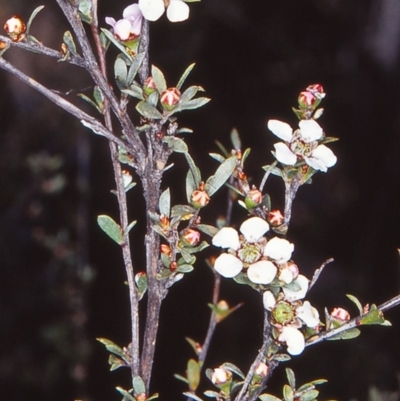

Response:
(143, 76), (157, 96)
(211, 367), (232, 385)
(136, 393), (146, 401)
(255, 362), (269, 378)
(298, 91), (316, 109)
(4, 16), (26, 42)
(191, 184), (210, 209)
(331, 307), (350, 322)
(268, 210), (284, 226)
(122, 170), (133, 188)
(181, 228), (201, 246)
(160, 244), (172, 257)
(159, 214), (170, 228)
(245, 187), (262, 209)
(160, 87), (181, 111)
(169, 261), (178, 272)
(306, 83), (325, 99)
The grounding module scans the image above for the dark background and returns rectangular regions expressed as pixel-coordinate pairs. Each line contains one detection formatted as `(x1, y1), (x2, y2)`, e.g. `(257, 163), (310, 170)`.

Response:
(1, 0), (400, 400)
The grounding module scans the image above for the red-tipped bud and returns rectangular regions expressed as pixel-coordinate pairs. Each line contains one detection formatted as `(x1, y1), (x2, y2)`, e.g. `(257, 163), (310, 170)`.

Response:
(211, 367), (232, 386)
(306, 84), (325, 99)
(169, 261), (178, 272)
(245, 187), (262, 209)
(136, 393), (146, 401)
(4, 16), (26, 42)
(268, 209), (284, 226)
(159, 214), (170, 228)
(160, 244), (172, 257)
(298, 91), (317, 109)
(331, 307), (350, 322)
(160, 87), (181, 110)
(191, 183), (210, 209)
(143, 76), (157, 96)
(181, 228), (201, 246)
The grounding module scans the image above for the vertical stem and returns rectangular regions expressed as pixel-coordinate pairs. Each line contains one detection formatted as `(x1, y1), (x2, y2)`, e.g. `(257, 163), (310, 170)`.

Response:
(283, 178), (301, 227)
(90, 20), (140, 375)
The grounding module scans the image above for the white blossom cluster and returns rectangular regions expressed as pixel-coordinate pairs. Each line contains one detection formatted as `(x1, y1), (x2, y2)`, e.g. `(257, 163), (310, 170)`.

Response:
(212, 217), (320, 355)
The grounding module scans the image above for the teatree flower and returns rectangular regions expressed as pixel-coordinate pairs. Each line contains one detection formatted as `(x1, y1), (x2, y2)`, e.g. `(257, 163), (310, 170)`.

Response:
(212, 217), (277, 282)
(264, 237), (294, 264)
(267, 119), (337, 172)
(282, 274), (309, 301)
(138, 0), (190, 22)
(105, 4), (143, 41)
(278, 326), (305, 355)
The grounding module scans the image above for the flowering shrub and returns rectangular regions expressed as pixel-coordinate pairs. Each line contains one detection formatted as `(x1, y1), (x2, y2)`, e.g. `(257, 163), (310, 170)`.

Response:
(1, 2), (400, 401)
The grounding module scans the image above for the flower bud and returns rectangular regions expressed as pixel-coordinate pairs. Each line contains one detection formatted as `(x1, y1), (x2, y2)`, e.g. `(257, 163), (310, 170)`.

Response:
(169, 261), (178, 272)
(159, 214), (170, 228)
(0, 40), (6, 50)
(298, 91), (316, 109)
(255, 362), (269, 378)
(191, 183), (210, 209)
(245, 187), (262, 209)
(122, 170), (133, 188)
(143, 76), (157, 96)
(136, 393), (146, 401)
(160, 87), (181, 111)
(211, 367), (232, 386)
(306, 84), (325, 99)
(160, 244), (172, 257)
(4, 16), (26, 42)
(331, 307), (350, 322)
(181, 228), (200, 246)
(268, 209), (284, 226)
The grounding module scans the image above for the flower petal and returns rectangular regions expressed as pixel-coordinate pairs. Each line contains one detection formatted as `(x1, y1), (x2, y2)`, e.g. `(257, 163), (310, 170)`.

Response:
(247, 260), (277, 284)
(212, 227), (240, 250)
(274, 142), (297, 166)
(105, 17), (116, 28)
(264, 237), (294, 264)
(298, 119), (323, 142)
(263, 290), (276, 310)
(214, 253), (243, 278)
(167, 0), (190, 22)
(305, 144), (337, 172)
(138, 0), (165, 21)
(267, 120), (293, 141)
(114, 19), (134, 41)
(240, 217), (269, 243)
(296, 301), (320, 328)
(283, 274), (309, 301)
(123, 4), (142, 20)
(278, 327), (305, 355)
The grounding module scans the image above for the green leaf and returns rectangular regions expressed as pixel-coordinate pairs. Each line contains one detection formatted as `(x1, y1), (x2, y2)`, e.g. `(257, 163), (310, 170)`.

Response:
(177, 63), (195, 90)
(126, 220), (137, 234)
(115, 57), (128, 87)
(136, 100), (163, 119)
(180, 85), (204, 103)
(205, 156), (236, 196)
(241, 148), (251, 165)
(283, 384), (294, 401)
(96, 337), (124, 356)
(230, 128), (241, 150)
(209, 153), (225, 163)
(179, 97), (211, 112)
(176, 264), (194, 273)
(259, 395), (281, 401)
(93, 86), (105, 112)
(196, 224), (219, 237)
(123, 84), (144, 100)
(185, 337), (200, 355)
(328, 327), (361, 340)
(27, 5), (45, 35)
(184, 392), (204, 401)
(116, 387), (136, 401)
(108, 354), (127, 371)
(171, 204), (196, 219)
(132, 376), (146, 396)
(174, 373), (189, 384)
(135, 272), (147, 300)
(97, 215), (124, 245)
(127, 52), (145, 85)
(203, 391), (220, 398)
(78, 0), (93, 24)
(152, 64), (167, 94)
(346, 294), (363, 314)
(221, 362), (245, 379)
(146, 393), (159, 401)
(159, 188), (171, 217)
(359, 307), (386, 325)
(164, 136), (188, 153)
(286, 368), (296, 389)
(179, 251), (196, 265)
(299, 390), (319, 401)
(101, 28), (134, 61)
(78, 93), (101, 113)
(63, 31), (77, 56)
(146, 90), (160, 108)
(187, 359), (200, 391)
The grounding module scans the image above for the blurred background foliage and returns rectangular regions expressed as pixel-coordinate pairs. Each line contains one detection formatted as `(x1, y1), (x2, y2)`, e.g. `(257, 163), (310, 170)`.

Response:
(1, 0), (400, 400)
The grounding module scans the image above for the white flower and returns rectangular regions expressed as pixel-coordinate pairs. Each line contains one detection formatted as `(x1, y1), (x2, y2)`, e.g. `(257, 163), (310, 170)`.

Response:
(263, 290), (276, 310)
(138, 0), (190, 22)
(296, 301), (320, 328)
(212, 217), (271, 280)
(264, 237), (294, 264)
(278, 326), (305, 355)
(105, 4), (143, 41)
(213, 253), (243, 278)
(247, 260), (277, 285)
(267, 119), (337, 172)
(282, 274), (309, 301)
